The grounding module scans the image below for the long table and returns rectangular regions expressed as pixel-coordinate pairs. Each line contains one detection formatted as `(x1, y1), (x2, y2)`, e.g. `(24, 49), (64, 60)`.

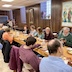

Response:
(10, 30), (72, 59)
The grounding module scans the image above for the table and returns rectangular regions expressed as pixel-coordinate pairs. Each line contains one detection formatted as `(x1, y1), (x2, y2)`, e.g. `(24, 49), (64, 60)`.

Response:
(10, 30), (72, 59)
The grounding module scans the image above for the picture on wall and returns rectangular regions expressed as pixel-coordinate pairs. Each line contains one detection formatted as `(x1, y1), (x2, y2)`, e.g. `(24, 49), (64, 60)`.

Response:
(29, 8), (34, 24)
(62, 1), (72, 27)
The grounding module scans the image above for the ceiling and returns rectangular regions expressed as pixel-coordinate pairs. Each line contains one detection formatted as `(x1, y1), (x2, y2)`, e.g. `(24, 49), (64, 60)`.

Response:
(0, 0), (48, 11)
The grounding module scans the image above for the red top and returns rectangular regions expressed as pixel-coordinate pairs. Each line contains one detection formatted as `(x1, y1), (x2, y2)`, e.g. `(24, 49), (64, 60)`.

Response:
(19, 45), (41, 72)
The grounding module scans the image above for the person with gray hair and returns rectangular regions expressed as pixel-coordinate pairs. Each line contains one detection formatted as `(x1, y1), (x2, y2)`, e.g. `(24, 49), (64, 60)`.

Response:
(58, 27), (72, 47)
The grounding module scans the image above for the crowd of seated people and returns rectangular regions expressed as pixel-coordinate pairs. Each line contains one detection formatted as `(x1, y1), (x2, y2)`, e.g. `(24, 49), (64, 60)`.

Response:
(0, 24), (72, 72)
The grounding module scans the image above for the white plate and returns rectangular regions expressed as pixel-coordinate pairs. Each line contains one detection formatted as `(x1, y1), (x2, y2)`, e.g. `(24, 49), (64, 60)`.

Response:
(67, 47), (72, 51)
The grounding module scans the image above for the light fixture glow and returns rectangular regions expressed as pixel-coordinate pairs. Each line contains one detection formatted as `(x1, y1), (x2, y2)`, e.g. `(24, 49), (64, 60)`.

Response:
(2, 4), (12, 7)
(1, 0), (14, 2)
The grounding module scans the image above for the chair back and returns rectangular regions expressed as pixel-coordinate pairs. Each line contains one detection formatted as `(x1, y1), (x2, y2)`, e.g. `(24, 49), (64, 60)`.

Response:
(22, 63), (36, 72)
(2, 40), (11, 63)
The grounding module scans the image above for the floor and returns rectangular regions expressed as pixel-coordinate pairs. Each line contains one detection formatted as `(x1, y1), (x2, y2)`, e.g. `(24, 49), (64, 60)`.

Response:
(0, 50), (13, 72)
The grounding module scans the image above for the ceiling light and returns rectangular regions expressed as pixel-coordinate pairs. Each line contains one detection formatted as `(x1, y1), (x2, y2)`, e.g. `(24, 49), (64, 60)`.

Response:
(2, 4), (12, 7)
(1, 0), (14, 2)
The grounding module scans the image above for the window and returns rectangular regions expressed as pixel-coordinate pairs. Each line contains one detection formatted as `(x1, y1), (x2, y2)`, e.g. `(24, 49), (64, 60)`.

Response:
(40, 0), (51, 19)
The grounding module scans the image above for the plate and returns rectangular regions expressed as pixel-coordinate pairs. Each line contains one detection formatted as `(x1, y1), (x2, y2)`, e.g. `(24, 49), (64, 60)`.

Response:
(68, 50), (72, 55)
(67, 47), (72, 51)
(67, 47), (72, 54)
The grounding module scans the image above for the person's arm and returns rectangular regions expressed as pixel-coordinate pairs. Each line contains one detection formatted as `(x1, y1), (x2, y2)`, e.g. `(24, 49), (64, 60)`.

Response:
(64, 34), (72, 47)
(27, 29), (30, 34)
(51, 33), (54, 39)
(34, 32), (38, 37)
(58, 33), (62, 39)
(41, 33), (45, 39)
(64, 38), (72, 47)
(31, 44), (40, 49)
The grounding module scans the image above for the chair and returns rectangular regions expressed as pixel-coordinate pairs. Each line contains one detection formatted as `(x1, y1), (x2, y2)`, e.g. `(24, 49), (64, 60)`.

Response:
(9, 45), (23, 72)
(22, 63), (36, 72)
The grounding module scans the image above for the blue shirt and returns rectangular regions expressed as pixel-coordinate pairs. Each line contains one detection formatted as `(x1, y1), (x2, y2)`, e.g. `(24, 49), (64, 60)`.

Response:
(34, 32), (45, 39)
(0, 43), (3, 49)
(40, 56), (72, 72)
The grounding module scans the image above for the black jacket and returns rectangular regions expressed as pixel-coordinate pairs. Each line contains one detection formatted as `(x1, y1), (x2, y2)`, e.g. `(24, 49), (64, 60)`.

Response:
(2, 40), (11, 63)
(0, 30), (5, 39)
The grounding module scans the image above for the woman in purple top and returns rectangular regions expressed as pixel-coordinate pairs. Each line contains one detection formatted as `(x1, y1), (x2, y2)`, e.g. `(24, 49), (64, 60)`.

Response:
(19, 37), (40, 72)
(44, 27), (54, 41)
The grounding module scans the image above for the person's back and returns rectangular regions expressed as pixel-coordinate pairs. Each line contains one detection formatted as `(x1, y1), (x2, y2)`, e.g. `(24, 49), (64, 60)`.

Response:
(40, 39), (72, 72)
(19, 45), (40, 72)
(40, 56), (72, 72)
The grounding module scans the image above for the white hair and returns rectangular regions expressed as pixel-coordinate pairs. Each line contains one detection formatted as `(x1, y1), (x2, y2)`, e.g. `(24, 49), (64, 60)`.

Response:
(2, 26), (8, 30)
(63, 27), (70, 32)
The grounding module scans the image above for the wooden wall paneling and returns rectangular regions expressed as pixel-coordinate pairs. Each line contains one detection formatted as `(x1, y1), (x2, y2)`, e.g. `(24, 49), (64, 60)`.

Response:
(51, 0), (62, 32)
(12, 0), (63, 32)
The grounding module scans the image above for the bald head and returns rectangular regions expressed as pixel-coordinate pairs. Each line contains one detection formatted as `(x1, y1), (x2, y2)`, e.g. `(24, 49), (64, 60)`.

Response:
(48, 39), (61, 54)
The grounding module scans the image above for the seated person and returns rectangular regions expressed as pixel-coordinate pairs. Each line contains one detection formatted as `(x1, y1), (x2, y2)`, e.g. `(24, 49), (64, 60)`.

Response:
(0, 43), (3, 49)
(30, 25), (37, 36)
(58, 27), (72, 47)
(0, 26), (8, 39)
(8, 19), (13, 27)
(2, 28), (13, 44)
(35, 27), (44, 39)
(40, 39), (72, 72)
(23, 25), (30, 34)
(44, 27), (54, 41)
(19, 37), (41, 72)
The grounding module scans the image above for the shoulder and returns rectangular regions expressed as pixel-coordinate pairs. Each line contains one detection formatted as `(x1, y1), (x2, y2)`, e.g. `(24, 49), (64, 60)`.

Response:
(3, 32), (8, 35)
(68, 33), (72, 38)
(42, 32), (44, 35)
(69, 33), (72, 36)
(19, 45), (24, 50)
(40, 57), (48, 64)
(40, 57), (48, 68)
